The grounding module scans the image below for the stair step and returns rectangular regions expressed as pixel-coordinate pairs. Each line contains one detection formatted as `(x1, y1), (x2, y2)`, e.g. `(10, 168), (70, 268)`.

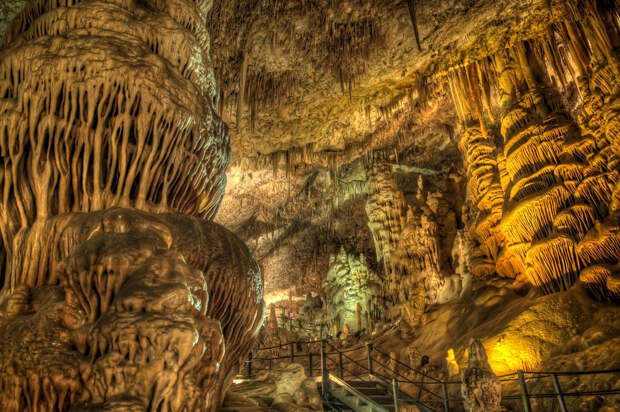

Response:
(357, 388), (387, 396)
(368, 396), (393, 403)
(348, 380), (380, 389)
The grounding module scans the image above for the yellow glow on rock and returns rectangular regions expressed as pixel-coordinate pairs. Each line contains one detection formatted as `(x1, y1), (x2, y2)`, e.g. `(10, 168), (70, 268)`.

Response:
(446, 349), (460, 376)
(483, 336), (540, 375)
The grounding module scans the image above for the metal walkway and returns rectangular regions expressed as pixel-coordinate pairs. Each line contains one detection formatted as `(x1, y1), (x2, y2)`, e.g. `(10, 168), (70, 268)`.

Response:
(326, 374), (435, 412)
(242, 339), (620, 411)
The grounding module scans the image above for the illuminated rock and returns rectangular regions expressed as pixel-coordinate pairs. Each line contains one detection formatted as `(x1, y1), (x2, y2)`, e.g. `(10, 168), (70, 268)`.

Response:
(320, 246), (380, 332)
(449, 64), (506, 279)
(0, 1), (264, 410)
(365, 163), (454, 327)
(221, 363), (322, 412)
(0, 209), (264, 411)
(461, 339), (502, 412)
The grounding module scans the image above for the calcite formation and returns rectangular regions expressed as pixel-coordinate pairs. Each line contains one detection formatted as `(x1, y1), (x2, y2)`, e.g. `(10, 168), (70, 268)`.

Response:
(0, 0), (264, 411)
(460, 339), (502, 412)
(449, 0), (620, 299)
(221, 363), (323, 412)
(365, 163), (460, 327)
(320, 246), (380, 332)
(0, 209), (264, 411)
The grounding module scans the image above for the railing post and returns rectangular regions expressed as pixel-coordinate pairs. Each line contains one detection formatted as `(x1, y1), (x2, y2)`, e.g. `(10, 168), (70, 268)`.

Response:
(321, 340), (329, 396)
(308, 352), (313, 377)
(247, 351), (252, 379)
(289, 342), (295, 363)
(367, 343), (374, 375)
(441, 381), (449, 412)
(517, 370), (532, 412)
(551, 373), (568, 412)
(392, 379), (400, 412)
(338, 351), (344, 378)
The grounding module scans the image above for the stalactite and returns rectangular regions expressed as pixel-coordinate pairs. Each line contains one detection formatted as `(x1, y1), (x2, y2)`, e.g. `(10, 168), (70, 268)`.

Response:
(209, 0), (384, 130)
(0, 2), (264, 411)
(406, 0), (422, 52)
(440, 0), (619, 297)
(237, 50), (248, 131)
(465, 1), (620, 297)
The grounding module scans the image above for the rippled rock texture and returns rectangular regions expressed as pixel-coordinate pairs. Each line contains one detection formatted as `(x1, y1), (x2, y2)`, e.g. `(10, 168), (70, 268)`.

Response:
(0, 1), (264, 411)
(449, 0), (620, 300)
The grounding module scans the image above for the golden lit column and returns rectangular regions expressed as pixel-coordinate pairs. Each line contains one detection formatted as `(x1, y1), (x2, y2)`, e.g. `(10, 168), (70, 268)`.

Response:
(496, 42), (583, 294)
(565, 2), (620, 300)
(449, 65), (507, 278)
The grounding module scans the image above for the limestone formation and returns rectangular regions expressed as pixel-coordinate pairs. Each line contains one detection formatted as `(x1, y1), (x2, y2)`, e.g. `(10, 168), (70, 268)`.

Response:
(320, 246), (380, 332)
(0, 1), (264, 411)
(365, 163), (459, 327)
(450, 66), (507, 278)
(445, 1), (620, 300)
(0, 0), (618, 410)
(221, 363), (323, 412)
(461, 339), (502, 412)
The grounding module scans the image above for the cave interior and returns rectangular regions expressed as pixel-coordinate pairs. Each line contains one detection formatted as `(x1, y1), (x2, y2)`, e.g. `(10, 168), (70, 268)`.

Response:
(0, 0), (619, 411)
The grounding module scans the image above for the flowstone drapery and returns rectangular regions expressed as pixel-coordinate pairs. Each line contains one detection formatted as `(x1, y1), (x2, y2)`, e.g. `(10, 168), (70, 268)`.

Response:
(0, 1), (264, 411)
(449, 0), (620, 300)
(365, 164), (458, 327)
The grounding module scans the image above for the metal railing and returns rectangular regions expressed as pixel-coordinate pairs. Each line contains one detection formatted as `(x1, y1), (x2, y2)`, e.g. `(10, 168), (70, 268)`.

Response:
(242, 339), (620, 411)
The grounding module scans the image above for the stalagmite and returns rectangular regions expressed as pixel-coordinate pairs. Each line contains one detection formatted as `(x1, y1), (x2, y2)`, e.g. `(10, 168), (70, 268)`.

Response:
(364, 163), (454, 327)
(441, 0), (620, 298)
(461, 340), (502, 412)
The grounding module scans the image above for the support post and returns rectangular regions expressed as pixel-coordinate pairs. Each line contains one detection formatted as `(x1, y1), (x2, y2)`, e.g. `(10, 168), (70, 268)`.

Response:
(308, 352), (313, 377)
(338, 351), (344, 378)
(517, 370), (532, 412)
(551, 373), (568, 412)
(392, 379), (400, 412)
(247, 352), (252, 379)
(289, 343), (295, 363)
(367, 343), (374, 375)
(441, 382), (450, 412)
(321, 340), (329, 396)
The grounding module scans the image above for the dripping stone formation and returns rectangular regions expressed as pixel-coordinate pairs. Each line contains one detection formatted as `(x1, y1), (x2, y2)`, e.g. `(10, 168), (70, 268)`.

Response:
(0, 0), (264, 411)
(0, 0), (619, 411)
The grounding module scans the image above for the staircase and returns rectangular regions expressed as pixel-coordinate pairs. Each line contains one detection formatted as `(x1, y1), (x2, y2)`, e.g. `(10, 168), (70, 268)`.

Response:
(327, 375), (394, 412)
(329, 374), (433, 412)
(326, 374), (435, 412)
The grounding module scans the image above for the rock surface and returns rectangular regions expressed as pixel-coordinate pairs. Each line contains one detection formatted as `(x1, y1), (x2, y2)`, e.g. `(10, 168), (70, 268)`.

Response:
(221, 363), (323, 412)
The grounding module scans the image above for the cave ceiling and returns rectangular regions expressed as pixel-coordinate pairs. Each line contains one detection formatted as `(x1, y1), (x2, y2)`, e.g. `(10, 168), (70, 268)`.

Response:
(208, 0), (559, 166)
(0, 0), (562, 171)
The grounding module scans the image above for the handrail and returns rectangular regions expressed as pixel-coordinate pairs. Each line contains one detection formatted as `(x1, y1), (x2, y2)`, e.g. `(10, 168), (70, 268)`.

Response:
(527, 368), (620, 376)
(244, 339), (620, 412)
(371, 356), (443, 400)
(249, 340), (620, 381)
(328, 341), (444, 400)
(326, 341), (439, 410)
(372, 345), (442, 383)
(328, 373), (391, 412)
